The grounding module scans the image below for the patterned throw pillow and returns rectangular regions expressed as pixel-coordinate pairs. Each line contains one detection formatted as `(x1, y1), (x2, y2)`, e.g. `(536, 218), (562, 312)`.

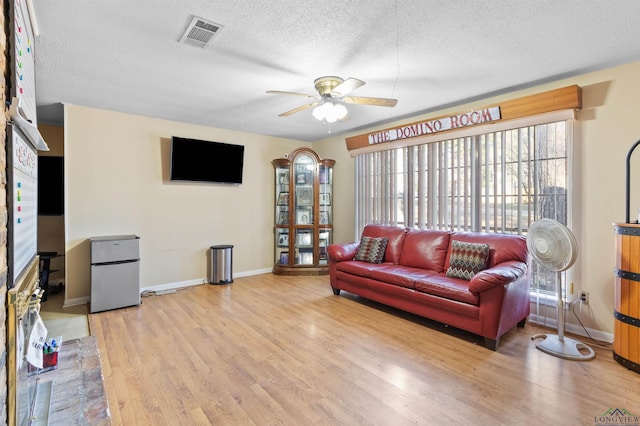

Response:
(445, 240), (490, 280)
(354, 236), (389, 264)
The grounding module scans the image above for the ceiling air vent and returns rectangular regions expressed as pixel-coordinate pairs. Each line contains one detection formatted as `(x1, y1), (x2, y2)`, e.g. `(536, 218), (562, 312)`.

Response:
(179, 16), (224, 48)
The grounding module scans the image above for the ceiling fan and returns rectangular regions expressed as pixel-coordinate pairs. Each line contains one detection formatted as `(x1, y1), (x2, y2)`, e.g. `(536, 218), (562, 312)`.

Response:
(266, 76), (398, 122)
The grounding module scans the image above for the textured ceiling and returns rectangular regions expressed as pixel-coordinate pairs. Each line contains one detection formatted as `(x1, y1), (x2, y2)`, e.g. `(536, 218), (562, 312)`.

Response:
(33, 0), (640, 142)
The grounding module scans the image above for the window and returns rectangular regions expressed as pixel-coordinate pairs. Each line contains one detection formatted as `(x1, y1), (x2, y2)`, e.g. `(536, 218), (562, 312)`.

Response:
(355, 119), (570, 295)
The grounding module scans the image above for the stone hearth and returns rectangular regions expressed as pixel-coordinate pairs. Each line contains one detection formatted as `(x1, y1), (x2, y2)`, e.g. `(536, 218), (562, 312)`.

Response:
(36, 336), (110, 425)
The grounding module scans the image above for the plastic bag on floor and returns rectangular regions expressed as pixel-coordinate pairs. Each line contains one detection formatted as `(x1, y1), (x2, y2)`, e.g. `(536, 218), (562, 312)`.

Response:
(26, 312), (47, 369)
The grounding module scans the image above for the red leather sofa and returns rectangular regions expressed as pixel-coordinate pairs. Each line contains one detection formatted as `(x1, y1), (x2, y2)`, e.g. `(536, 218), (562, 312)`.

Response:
(328, 224), (530, 350)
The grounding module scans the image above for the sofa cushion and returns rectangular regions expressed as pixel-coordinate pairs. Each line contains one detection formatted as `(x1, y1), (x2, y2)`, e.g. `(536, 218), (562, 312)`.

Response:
(354, 236), (389, 263)
(336, 260), (390, 278)
(445, 240), (490, 280)
(368, 265), (432, 289)
(361, 224), (408, 264)
(399, 229), (451, 272)
(414, 274), (480, 305)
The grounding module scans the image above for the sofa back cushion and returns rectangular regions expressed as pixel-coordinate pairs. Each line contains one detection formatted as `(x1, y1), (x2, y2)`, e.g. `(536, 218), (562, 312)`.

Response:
(399, 229), (451, 272)
(361, 224), (409, 264)
(444, 232), (528, 270)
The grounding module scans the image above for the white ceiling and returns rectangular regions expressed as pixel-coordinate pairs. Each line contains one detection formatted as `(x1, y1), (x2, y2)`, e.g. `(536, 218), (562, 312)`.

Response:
(33, 0), (640, 142)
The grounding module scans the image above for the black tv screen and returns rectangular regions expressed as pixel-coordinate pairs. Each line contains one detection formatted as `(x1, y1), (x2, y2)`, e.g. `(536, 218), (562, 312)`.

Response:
(38, 156), (64, 215)
(170, 137), (245, 184)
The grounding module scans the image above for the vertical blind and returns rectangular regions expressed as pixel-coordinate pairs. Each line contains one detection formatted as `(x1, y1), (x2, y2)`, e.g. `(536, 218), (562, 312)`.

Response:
(354, 119), (570, 298)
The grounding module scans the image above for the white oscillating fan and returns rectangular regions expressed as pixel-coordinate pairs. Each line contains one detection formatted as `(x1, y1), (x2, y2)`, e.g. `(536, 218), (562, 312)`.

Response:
(528, 219), (595, 360)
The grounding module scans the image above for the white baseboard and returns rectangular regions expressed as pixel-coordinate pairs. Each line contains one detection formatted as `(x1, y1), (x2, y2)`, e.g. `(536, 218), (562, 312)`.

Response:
(234, 267), (272, 277)
(62, 268), (273, 306)
(528, 314), (613, 343)
(140, 278), (204, 294)
(63, 296), (90, 308)
(139, 267), (273, 294)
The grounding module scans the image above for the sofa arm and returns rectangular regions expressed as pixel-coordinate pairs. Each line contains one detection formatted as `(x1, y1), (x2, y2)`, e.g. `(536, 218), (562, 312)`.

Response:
(328, 242), (360, 262)
(469, 261), (528, 294)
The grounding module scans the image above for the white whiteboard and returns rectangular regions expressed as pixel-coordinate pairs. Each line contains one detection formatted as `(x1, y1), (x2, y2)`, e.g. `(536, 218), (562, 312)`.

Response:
(7, 0), (44, 287)
(12, 0), (37, 125)
(9, 126), (38, 286)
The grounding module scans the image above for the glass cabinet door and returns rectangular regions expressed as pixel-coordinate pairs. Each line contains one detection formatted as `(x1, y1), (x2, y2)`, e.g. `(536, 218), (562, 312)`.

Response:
(318, 228), (332, 265)
(275, 228), (289, 265)
(294, 154), (315, 225)
(275, 164), (290, 266)
(318, 164), (332, 227)
(294, 229), (314, 265)
(275, 165), (289, 226)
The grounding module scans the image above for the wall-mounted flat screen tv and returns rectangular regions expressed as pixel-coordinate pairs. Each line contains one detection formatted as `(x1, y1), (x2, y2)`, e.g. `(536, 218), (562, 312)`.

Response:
(170, 136), (245, 184)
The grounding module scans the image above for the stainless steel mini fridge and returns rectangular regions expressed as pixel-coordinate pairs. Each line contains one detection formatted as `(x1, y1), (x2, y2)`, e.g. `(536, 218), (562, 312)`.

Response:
(90, 235), (140, 313)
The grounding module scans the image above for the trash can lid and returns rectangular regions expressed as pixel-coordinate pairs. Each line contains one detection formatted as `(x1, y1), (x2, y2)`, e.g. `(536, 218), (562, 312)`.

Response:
(211, 245), (234, 249)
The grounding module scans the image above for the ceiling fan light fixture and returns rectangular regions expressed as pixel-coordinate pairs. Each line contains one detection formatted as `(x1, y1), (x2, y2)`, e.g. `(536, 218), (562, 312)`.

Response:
(268, 76), (396, 121)
(312, 100), (348, 123)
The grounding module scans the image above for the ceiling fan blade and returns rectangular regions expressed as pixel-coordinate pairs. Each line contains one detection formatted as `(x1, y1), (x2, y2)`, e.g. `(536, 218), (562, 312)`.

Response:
(342, 96), (398, 107)
(331, 77), (365, 97)
(278, 102), (319, 117)
(266, 90), (319, 99)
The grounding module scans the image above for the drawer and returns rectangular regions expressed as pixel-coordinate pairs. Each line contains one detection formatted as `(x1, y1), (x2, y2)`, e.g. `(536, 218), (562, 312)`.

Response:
(91, 237), (139, 263)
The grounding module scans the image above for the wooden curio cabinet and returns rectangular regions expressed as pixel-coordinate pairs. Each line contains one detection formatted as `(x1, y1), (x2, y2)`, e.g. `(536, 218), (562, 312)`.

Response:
(272, 148), (334, 275)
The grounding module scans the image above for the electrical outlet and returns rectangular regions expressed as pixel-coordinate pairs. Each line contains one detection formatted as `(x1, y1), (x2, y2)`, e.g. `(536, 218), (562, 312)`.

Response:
(580, 290), (589, 304)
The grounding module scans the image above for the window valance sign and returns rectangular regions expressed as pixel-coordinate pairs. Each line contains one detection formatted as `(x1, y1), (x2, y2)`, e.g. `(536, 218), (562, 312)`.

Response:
(346, 85), (582, 152)
(368, 107), (501, 145)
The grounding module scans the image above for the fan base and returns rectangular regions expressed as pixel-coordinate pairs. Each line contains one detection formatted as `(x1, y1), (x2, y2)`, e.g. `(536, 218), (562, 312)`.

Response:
(532, 334), (596, 361)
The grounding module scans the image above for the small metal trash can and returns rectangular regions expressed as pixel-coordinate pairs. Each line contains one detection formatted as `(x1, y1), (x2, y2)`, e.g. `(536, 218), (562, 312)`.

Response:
(209, 245), (233, 284)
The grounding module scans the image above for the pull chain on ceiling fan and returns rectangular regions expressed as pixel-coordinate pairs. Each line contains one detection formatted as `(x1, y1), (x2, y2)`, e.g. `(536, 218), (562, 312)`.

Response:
(266, 76), (398, 123)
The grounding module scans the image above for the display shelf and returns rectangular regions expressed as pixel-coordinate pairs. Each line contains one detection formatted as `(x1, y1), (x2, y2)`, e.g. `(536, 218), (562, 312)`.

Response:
(272, 148), (334, 275)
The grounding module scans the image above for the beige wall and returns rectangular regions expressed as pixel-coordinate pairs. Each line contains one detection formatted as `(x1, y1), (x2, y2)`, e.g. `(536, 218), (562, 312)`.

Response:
(39, 124), (64, 156)
(314, 61), (640, 336)
(64, 105), (303, 302)
(313, 134), (356, 245)
(65, 61), (640, 335)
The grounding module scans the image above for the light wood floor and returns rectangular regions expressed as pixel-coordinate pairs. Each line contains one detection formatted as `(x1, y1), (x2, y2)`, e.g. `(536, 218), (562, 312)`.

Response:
(89, 274), (640, 425)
